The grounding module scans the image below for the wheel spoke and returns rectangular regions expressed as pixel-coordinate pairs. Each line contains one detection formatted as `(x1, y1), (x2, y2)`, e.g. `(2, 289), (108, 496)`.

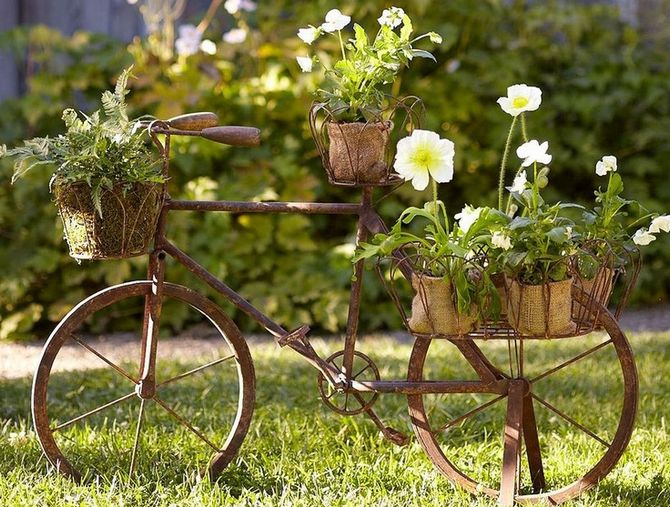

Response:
(153, 395), (220, 453)
(128, 399), (146, 477)
(530, 339), (613, 384)
(51, 391), (136, 432)
(157, 354), (236, 388)
(432, 394), (508, 435)
(70, 333), (138, 384)
(352, 363), (371, 380)
(532, 393), (610, 448)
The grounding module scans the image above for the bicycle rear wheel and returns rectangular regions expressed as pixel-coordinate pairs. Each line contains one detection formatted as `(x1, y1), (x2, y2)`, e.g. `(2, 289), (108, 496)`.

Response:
(32, 281), (255, 482)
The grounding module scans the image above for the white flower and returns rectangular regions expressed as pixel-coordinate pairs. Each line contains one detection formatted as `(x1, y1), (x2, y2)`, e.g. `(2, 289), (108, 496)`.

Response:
(199, 39), (217, 55)
(378, 7), (405, 28)
(298, 26), (320, 44)
(223, 28), (247, 44)
(296, 56), (313, 73)
(321, 9), (351, 33)
(455, 205), (483, 233)
(175, 24), (201, 56)
(224, 0), (256, 14)
(509, 170), (528, 193)
(632, 228), (656, 246)
(650, 215), (670, 234)
(595, 155), (617, 176)
(492, 231), (513, 250)
(497, 84), (542, 117)
(394, 130), (455, 191)
(517, 140), (552, 167)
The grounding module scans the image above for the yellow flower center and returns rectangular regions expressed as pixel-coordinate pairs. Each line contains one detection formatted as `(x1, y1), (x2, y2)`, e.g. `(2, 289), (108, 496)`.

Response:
(512, 96), (529, 109)
(411, 146), (435, 169)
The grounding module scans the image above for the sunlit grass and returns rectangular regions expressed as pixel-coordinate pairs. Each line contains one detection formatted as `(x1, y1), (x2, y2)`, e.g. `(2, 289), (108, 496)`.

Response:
(0, 333), (668, 506)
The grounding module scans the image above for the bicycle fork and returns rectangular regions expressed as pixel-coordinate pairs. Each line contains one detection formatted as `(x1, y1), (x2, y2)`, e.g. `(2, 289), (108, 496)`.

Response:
(137, 249), (167, 399)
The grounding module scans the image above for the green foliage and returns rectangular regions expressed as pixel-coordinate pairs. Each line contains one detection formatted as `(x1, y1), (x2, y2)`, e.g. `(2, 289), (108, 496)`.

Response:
(302, 9), (440, 120)
(2, 1), (670, 340)
(2, 67), (163, 215)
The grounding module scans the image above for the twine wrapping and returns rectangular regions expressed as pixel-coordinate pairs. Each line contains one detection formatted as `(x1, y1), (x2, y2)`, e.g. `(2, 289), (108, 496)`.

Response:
(507, 278), (576, 337)
(408, 274), (479, 336)
(327, 121), (391, 184)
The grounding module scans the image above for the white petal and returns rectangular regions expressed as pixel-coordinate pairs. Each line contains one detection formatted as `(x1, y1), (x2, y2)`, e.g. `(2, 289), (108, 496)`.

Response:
(429, 161), (454, 183)
(497, 97), (518, 116)
(410, 169), (430, 191)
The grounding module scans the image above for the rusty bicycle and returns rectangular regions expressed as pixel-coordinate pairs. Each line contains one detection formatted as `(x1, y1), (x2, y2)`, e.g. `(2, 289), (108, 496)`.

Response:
(31, 113), (639, 506)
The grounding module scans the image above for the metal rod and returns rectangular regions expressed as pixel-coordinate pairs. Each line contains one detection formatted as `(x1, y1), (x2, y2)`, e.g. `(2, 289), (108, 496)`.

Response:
(350, 380), (508, 395)
(530, 339), (613, 384)
(69, 334), (137, 384)
(161, 241), (287, 338)
(532, 393), (610, 448)
(157, 354), (236, 388)
(52, 392), (136, 432)
(522, 392), (546, 493)
(166, 199), (362, 215)
(499, 381), (525, 506)
(433, 394), (508, 435)
(128, 399), (146, 477)
(153, 396), (221, 452)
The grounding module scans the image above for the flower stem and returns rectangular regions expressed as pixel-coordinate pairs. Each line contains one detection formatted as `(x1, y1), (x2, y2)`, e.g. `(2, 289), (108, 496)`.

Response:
(521, 113), (529, 142)
(498, 116), (518, 211)
(338, 30), (347, 61)
(432, 178), (439, 221)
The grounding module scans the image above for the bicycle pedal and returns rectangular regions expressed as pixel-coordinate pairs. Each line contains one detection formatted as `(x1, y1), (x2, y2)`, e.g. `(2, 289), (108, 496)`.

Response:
(381, 426), (410, 447)
(277, 325), (311, 347)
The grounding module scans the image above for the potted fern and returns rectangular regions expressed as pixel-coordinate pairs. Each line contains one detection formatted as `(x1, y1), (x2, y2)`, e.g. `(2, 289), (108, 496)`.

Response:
(1, 68), (165, 260)
(298, 7), (441, 185)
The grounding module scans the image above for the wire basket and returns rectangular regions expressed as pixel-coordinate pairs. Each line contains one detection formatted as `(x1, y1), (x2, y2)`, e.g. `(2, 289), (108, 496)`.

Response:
(309, 97), (424, 187)
(55, 181), (164, 260)
(378, 244), (640, 341)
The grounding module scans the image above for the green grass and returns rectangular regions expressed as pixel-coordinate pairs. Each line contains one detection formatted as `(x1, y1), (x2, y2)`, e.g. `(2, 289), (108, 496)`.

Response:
(1, 333), (669, 506)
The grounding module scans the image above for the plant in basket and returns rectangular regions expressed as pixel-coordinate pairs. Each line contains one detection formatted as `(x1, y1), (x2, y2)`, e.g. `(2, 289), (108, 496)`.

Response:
(297, 7), (441, 185)
(355, 130), (507, 336)
(1, 67), (165, 260)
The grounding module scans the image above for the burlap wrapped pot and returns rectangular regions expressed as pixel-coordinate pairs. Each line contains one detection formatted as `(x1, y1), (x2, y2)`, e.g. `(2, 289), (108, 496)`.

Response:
(55, 181), (163, 260)
(327, 121), (392, 184)
(573, 267), (615, 321)
(408, 274), (479, 336)
(507, 278), (576, 337)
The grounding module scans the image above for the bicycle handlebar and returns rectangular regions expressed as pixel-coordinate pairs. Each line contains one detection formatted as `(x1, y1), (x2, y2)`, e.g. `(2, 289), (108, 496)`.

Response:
(152, 112), (261, 148)
(200, 126), (261, 147)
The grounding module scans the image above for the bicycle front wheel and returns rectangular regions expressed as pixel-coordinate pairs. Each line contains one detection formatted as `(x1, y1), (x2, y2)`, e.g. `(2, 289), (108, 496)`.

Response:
(32, 281), (255, 482)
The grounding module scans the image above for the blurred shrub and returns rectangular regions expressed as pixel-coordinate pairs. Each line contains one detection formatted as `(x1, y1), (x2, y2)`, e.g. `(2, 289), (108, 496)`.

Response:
(1, 0), (669, 340)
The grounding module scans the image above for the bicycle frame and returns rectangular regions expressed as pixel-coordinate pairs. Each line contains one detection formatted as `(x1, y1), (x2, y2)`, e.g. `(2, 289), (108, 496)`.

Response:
(136, 129), (507, 414)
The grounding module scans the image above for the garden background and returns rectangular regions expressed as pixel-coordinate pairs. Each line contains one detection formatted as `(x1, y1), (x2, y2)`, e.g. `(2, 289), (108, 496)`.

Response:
(1, 0), (670, 341)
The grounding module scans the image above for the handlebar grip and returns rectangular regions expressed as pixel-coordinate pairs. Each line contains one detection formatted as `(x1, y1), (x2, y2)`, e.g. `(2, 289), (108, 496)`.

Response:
(166, 112), (219, 131)
(200, 126), (261, 147)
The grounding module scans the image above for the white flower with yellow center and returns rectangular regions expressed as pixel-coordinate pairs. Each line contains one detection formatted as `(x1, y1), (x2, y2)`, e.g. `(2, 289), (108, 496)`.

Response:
(298, 26), (320, 44)
(632, 228), (656, 246)
(492, 231), (513, 250)
(650, 215), (670, 234)
(509, 170), (528, 193)
(321, 9), (351, 33)
(517, 140), (552, 167)
(296, 56), (313, 73)
(595, 155), (617, 176)
(497, 84), (542, 117)
(378, 7), (405, 28)
(455, 205), (482, 233)
(394, 130), (455, 191)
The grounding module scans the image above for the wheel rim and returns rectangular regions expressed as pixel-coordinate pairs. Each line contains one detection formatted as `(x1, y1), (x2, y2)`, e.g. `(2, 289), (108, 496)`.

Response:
(31, 281), (255, 482)
(407, 306), (638, 505)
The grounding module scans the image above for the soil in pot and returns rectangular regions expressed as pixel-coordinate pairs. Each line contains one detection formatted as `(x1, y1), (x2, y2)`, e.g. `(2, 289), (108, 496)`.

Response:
(507, 278), (576, 336)
(408, 274), (480, 336)
(327, 121), (392, 184)
(55, 181), (163, 260)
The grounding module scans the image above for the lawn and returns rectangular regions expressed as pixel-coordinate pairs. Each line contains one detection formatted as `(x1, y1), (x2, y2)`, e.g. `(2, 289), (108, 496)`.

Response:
(0, 333), (668, 506)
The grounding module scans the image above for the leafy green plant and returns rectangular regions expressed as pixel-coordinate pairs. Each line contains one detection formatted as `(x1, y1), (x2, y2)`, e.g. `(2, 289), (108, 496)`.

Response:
(1, 67), (163, 215)
(296, 7), (441, 121)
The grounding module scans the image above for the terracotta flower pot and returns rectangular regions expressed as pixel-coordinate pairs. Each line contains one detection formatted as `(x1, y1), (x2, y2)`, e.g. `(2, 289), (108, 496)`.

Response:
(408, 274), (479, 336)
(54, 181), (163, 260)
(507, 278), (576, 336)
(327, 121), (392, 184)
